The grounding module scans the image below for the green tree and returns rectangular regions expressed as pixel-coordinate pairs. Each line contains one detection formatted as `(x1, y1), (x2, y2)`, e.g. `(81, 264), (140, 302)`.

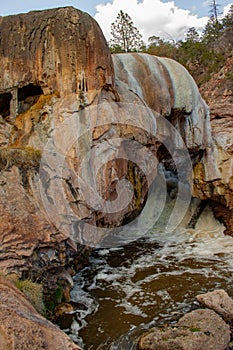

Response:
(222, 4), (233, 28)
(185, 27), (200, 42)
(202, 15), (223, 44)
(110, 10), (143, 53)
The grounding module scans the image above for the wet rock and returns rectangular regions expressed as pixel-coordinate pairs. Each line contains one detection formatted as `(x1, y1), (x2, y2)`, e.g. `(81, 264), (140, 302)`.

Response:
(55, 303), (74, 329)
(0, 276), (81, 350)
(138, 309), (230, 350)
(197, 289), (233, 323)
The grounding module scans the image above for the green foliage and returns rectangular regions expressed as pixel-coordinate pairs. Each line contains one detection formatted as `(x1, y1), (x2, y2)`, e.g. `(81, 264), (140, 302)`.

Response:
(110, 44), (125, 54)
(13, 278), (45, 314)
(143, 3), (233, 86)
(110, 10), (144, 52)
(202, 16), (223, 44)
(222, 4), (233, 28)
(44, 284), (65, 319)
(146, 37), (178, 60)
(185, 27), (200, 42)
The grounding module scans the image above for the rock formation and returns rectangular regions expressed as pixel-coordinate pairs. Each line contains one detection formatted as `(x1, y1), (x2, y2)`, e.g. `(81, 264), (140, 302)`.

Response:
(138, 289), (233, 350)
(0, 7), (115, 109)
(197, 289), (233, 323)
(194, 55), (233, 236)
(0, 276), (81, 350)
(0, 6), (117, 276)
(0, 4), (232, 276)
(138, 308), (231, 350)
(0, 5), (232, 349)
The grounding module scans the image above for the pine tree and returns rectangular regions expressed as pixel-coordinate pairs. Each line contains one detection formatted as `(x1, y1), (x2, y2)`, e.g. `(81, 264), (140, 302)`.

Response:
(202, 15), (223, 44)
(110, 11), (143, 53)
(222, 4), (233, 28)
(185, 27), (200, 42)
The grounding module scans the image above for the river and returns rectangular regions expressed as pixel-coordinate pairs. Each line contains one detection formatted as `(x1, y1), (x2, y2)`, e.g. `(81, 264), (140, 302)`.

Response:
(64, 204), (233, 350)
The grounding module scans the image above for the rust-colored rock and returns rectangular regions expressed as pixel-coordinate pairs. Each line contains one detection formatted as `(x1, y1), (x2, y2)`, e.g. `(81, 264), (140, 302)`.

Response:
(0, 276), (81, 350)
(0, 7), (115, 107)
(195, 55), (233, 235)
(0, 6), (116, 276)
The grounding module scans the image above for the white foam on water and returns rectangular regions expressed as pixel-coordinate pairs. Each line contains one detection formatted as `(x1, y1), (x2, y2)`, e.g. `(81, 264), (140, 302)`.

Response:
(69, 203), (233, 349)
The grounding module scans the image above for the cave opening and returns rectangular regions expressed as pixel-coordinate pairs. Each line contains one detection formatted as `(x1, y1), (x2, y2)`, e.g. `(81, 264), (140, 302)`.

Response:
(0, 92), (12, 119)
(18, 84), (43, 114)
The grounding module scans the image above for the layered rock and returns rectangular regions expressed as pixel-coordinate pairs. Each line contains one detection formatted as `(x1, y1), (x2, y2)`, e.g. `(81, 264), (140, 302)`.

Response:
(0, 276), (81, 350)
(194, 55), (233, 235)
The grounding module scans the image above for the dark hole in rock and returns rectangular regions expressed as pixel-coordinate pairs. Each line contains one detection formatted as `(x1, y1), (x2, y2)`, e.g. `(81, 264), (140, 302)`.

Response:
(18, 84), (43, 114)
(0, 92), (12, 119)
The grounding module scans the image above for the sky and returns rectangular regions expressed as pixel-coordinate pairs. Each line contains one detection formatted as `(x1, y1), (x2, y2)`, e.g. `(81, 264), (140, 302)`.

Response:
(0, 0), (232, 42)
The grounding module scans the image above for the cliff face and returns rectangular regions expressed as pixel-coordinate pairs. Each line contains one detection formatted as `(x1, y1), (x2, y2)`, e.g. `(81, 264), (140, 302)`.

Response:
(0, 7), (231, 277)
(194, 51), (233, 235)
(0, 6), (117, 276)
(0, 7), (115, 107)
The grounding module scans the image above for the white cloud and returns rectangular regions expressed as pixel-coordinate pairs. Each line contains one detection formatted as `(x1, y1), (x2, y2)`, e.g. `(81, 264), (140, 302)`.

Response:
(223, 3), (233, 16)
(94, 0), (208, 43)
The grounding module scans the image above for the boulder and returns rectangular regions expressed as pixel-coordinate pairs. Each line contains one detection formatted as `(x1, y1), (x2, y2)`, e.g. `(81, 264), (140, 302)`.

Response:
(197, 289), (233, 323)
(138, 309), (230, 350)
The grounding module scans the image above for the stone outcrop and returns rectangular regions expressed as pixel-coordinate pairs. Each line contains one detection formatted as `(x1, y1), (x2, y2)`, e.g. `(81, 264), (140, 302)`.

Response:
(194, 54), (233, 236)
(0, 276), (81, 350)
(0, 7), (116, 110)
(0, 6), (230, 275)
(138, 309), (230, 350)
(0, 6), (117, 277)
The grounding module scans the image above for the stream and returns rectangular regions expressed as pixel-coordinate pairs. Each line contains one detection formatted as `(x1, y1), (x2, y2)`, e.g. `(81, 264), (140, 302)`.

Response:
(64, 204), (233, 350)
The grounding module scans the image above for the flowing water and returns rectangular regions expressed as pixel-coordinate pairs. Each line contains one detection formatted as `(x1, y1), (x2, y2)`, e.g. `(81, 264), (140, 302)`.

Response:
(65, 204), (233, 349)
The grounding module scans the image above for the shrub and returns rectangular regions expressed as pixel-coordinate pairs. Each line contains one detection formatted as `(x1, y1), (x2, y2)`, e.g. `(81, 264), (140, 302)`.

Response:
(14, 278), (45, 314)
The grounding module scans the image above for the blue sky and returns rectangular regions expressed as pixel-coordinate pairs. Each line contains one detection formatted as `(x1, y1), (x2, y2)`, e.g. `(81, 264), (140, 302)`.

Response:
(1, 0), (232, 42)
(1, 0), (232, 17)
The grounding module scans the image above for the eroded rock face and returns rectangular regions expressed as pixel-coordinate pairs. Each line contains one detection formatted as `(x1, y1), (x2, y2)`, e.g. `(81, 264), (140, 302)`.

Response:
(0, 7), (116, 106)
(0, 6), (116, 276)
(194, 55), (233, 235)
(0, 276), (81, 350)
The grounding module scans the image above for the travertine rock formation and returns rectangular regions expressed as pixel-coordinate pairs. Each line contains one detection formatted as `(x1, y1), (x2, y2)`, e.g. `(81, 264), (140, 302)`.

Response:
(0, 6), (116, 276)
(0, 276), (81, 350)
(0, 6), (223, 277)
